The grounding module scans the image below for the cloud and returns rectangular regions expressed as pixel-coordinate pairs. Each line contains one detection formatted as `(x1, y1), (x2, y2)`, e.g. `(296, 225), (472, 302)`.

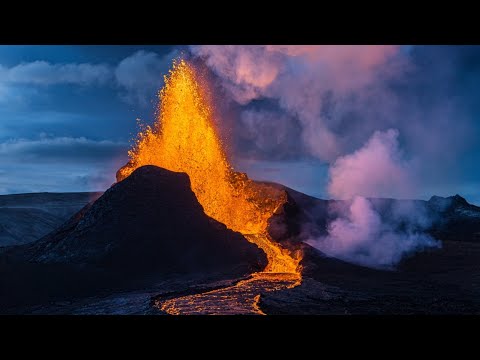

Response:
(0, 136), (129, 194)
(192, 45), (480, 205)
(115, 50), (178, 106)
(0, 135), (128, 163)
(0, 50), (178, 107)
(327, 129), (414, 199)
(0, 83), (18, 104)
(193, 46), (469, 166)
(238, 108), (302, 159)
(306, 196), (440, 268)
(0, 48), (180, 193)
(0, 61), (113, 85)
(191, 45), (399, 104)
(305, 129), (439, 268)
(191, 45), (403, 162)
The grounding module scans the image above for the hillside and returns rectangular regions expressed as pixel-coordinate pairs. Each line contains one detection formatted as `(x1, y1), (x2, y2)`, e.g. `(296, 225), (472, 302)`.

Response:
(0, 192), (102, 247)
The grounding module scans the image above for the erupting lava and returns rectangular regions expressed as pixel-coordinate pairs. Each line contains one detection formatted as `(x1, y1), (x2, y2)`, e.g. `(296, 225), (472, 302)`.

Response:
(118, 59), (300, 278)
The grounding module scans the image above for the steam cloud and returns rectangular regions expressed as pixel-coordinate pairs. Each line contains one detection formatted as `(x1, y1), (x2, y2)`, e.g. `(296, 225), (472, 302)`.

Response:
(327, 129), (414, 200)
(191, 45), (448, 268)
(306, 196), (439, 268)
(307, 129), (440, 268)
(308, 128), (440, 268)
(190, 45), (403, 162)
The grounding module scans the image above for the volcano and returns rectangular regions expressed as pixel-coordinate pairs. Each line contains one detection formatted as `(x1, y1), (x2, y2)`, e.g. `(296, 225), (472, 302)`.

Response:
(28, 165), (265, 271)
(0, 166), (266, 311)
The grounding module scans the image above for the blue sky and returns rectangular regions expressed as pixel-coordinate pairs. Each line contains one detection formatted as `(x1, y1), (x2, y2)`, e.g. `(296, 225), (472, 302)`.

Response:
(0, 45), (479, 204)
(0, 46), (176, 194)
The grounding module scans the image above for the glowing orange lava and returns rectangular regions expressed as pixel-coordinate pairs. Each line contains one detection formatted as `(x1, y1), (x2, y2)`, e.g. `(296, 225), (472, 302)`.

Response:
(118, 59), (301, 275)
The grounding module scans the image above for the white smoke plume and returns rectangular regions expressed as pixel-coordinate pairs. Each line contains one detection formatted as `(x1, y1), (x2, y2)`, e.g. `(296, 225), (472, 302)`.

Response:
(308, 129), (440, 268)
(191, 46), (448, 268)
(306, 196), (439, 268)
(190, 45), (403, 162)
(327, 129), (414, 200)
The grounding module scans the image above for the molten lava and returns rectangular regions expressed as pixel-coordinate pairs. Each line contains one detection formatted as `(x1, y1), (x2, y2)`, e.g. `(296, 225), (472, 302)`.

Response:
(118, 59), (300, 275)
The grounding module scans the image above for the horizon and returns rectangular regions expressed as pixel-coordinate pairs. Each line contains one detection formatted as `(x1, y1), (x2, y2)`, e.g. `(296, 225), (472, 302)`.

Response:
(1, 186), (476, 207)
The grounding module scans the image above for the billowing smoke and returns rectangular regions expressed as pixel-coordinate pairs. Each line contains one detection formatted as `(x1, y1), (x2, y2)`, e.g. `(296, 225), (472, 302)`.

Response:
(327, 129), (414, 200)
(189, 45), (474, 268)
(190, 45), (403, 162)
(307, 129), (440, 268)
(305, 196), (439, 268)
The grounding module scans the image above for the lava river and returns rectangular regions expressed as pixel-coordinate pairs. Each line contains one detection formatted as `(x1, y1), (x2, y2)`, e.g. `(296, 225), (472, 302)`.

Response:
(118, 59), (302, 314)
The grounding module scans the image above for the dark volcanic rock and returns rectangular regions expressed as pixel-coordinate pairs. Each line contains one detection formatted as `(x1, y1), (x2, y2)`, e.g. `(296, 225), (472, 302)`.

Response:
(0, 208), (61, 247)
(262, 181), (480, 245)
(426, 194), (480, 242)
(29, 165), (266, 273)
(3, 175), (480, 314)
(267, 190), (303, 243)
(33, 166), (262, 272)
(0, 192), (101, 247)
(262, 182), (338, 247)
(0, 166), (265, 310)
(258, 188), (480, 314)
(260, 241), (480, 314)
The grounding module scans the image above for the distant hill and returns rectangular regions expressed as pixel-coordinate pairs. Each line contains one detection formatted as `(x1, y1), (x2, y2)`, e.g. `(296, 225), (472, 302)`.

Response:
(264, 181), (480, 244)
(0, 192), (102, 247)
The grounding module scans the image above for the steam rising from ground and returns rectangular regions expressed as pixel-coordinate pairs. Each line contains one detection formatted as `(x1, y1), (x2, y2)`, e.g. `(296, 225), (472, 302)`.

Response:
(306, 197), (440, 268)
(328, 129), (413, 200)
(190, 46), (450, 268)
(309, 129), (440, 268)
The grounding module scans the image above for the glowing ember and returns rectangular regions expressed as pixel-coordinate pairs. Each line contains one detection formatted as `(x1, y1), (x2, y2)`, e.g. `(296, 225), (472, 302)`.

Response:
(118, 59), (301, 275)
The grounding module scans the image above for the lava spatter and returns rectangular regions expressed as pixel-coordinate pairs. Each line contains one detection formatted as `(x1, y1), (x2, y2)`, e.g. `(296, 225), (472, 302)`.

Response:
(118, 59), (301, 313)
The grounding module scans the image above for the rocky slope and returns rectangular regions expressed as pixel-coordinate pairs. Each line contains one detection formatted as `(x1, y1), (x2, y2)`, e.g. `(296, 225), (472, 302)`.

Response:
(0, 192), (101, 247)
(266, 182), (480, 245)
(0, 166), (265, 311)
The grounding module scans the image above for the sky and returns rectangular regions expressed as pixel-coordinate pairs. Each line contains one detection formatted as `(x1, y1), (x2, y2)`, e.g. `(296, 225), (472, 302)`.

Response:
(0, 45), (479, 205)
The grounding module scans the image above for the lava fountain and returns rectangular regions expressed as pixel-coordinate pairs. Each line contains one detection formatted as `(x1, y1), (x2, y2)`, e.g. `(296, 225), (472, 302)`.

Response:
(117, 59), (300, 280)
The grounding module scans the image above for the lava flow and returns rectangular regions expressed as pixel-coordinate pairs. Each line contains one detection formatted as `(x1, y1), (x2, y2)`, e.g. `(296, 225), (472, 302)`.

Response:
(118, 59), (301, 314)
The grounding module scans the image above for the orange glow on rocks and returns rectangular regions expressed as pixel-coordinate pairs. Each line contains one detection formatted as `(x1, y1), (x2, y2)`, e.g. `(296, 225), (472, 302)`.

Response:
(117, 59), (301, 275)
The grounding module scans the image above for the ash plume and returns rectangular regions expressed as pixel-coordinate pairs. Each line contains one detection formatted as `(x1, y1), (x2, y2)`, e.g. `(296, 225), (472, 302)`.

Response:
(190, 45), (403, 162)
(190, 46), (475, 199)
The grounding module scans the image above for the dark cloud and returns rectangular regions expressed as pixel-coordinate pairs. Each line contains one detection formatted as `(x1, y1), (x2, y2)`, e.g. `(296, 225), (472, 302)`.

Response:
(237, 107), (303, 160)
